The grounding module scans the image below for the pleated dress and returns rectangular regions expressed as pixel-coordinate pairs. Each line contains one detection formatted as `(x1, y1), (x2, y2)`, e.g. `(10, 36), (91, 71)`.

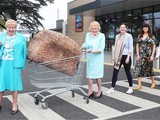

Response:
(0, 36), (23, 91)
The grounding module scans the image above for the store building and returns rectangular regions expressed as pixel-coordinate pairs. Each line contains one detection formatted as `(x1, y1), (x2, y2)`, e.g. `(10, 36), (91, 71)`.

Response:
(52, 19), (67, 35)
(67, 0), (160, 50)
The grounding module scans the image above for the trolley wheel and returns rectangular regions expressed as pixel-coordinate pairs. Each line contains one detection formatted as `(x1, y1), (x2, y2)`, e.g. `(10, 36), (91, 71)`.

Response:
(86, 97), (89, 104)
(83, 96), (86, 99)
(34, 97), (39, 105)
(41, 102), (48, 109)
(71, 90), (75, 97)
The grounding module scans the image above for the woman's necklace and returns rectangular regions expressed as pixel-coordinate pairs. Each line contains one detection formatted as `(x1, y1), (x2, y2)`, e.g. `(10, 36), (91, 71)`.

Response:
(5, 35), (16, 48)
(6, 34), (16, 39)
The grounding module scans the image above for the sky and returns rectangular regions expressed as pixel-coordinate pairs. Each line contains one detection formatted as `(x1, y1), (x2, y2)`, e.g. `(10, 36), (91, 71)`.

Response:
(39, 0), (74, 29)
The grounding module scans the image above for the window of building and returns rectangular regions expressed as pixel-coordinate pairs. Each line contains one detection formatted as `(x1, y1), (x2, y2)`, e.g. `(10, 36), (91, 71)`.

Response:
(126, 11), (133, 33)
(96, 5), (160, 50)
(107, 14), (116, 40)
(143, 7), (153, 19)
(115, 12), (123, 33)
(154, 5), (160, 18)
(154, 5), (160, 45)
(154, 12), (160, 18)
(154, 19), (160, 45)
(132, 9), (142, 40)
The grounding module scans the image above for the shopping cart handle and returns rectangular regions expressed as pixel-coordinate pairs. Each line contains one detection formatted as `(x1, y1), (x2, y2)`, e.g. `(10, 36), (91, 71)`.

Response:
(81, 50), (86, 52)
(28, 60), (33, 64)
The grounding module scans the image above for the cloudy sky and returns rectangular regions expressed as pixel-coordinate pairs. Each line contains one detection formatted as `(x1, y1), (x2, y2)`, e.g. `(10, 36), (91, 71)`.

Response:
(39, 0), (74, 29)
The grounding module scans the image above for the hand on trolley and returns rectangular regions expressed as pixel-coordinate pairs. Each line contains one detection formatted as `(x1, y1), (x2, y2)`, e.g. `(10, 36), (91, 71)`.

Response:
(81, 49), (91, 53)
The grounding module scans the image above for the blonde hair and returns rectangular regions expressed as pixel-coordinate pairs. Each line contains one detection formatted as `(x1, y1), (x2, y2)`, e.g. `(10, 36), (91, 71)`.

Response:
(89, 21), (101, 31)
(5, 19), (17, 28)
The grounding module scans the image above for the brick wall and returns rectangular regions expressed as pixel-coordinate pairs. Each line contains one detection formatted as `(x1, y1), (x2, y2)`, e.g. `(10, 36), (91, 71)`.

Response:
(67, 0), (96, 46)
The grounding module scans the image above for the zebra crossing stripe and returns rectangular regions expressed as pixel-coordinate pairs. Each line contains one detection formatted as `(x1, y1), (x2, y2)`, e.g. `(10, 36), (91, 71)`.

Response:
(4, 78), (160, 120)
(48, 89), (122, 119)
(102, 86), (159, 108)
(7, 93), (65, 120)
(83, 84), (160, 120)
(117, 81), (160, 97)
(154, 76), (160, 78)
(83, 84), (159, 108)
(136, 77), (160, 85)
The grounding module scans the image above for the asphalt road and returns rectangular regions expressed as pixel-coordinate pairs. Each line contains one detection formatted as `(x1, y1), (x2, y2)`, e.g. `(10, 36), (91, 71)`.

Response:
(1, 60), (160, 120)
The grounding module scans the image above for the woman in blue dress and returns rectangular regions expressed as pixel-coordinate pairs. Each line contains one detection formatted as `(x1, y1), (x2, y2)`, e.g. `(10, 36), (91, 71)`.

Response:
(80, 21), (105, 99)
(0, 19), (27, 114)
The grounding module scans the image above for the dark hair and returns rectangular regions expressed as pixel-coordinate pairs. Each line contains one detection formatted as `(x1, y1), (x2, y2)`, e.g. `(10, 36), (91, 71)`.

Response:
(120, 23), (127, 28)
(140, 23), (152, 38)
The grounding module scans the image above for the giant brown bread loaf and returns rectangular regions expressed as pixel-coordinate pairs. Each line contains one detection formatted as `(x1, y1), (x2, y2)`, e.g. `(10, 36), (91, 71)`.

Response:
(28, 30), (81, 76)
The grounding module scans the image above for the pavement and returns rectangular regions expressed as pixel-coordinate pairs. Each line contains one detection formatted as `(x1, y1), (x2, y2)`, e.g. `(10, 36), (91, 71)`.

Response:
(1, 51), (160, 120)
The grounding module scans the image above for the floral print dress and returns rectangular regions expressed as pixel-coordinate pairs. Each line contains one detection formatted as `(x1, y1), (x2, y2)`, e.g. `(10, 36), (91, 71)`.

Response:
(135, 36), (155, 77)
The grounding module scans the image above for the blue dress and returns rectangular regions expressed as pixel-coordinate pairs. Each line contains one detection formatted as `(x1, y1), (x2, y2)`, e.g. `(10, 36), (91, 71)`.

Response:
(0, 36), (23, 91)
(82, 32), (105, 79)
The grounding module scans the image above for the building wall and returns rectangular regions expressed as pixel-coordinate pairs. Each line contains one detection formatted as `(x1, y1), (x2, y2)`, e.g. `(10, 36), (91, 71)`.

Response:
(68, 0), (96, 9)
(67, 0), (95, 46)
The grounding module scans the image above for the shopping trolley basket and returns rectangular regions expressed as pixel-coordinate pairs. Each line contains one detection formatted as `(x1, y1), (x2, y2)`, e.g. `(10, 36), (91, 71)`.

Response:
(29, 52), (89, 109)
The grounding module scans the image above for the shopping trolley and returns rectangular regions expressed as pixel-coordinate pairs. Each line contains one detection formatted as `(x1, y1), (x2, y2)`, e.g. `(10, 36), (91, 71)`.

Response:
(29, 51), (89, 109)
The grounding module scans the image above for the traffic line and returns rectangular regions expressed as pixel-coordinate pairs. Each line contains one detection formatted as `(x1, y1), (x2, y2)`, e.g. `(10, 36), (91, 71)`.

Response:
(4, 77), (160, 120)
(139, 77), (160, 85)
(82, 84), (160, 120)
(117, 81), (160, 97)
(7, 93), (65, 120)
(155, 76), (160, 78)
(84, 84), (159, 108)
(48, 89), (123, 119)
(90, 83), (160, 120)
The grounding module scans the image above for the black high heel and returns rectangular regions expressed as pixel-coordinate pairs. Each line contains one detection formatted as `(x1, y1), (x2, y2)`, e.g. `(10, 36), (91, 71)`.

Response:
(10, 105), (18, 115)
(10, 109), (18, 115)
(88, 92), (94, 98)
(94, 92), (103, 99)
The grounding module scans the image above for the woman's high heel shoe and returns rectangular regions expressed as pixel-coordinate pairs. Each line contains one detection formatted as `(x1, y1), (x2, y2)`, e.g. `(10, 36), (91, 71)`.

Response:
(88, 92), (94, 98)
(94, 92), (103, 99)
(135, 84), (142, 91)
(10, 105), (18, 115)
(150, 84), (155, 89)
(10, 109), (18, 115)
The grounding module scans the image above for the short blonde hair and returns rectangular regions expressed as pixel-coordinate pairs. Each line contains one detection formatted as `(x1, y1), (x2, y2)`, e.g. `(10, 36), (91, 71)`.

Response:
(89, 21), (101, 31)
(5, 19), (17, 28)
